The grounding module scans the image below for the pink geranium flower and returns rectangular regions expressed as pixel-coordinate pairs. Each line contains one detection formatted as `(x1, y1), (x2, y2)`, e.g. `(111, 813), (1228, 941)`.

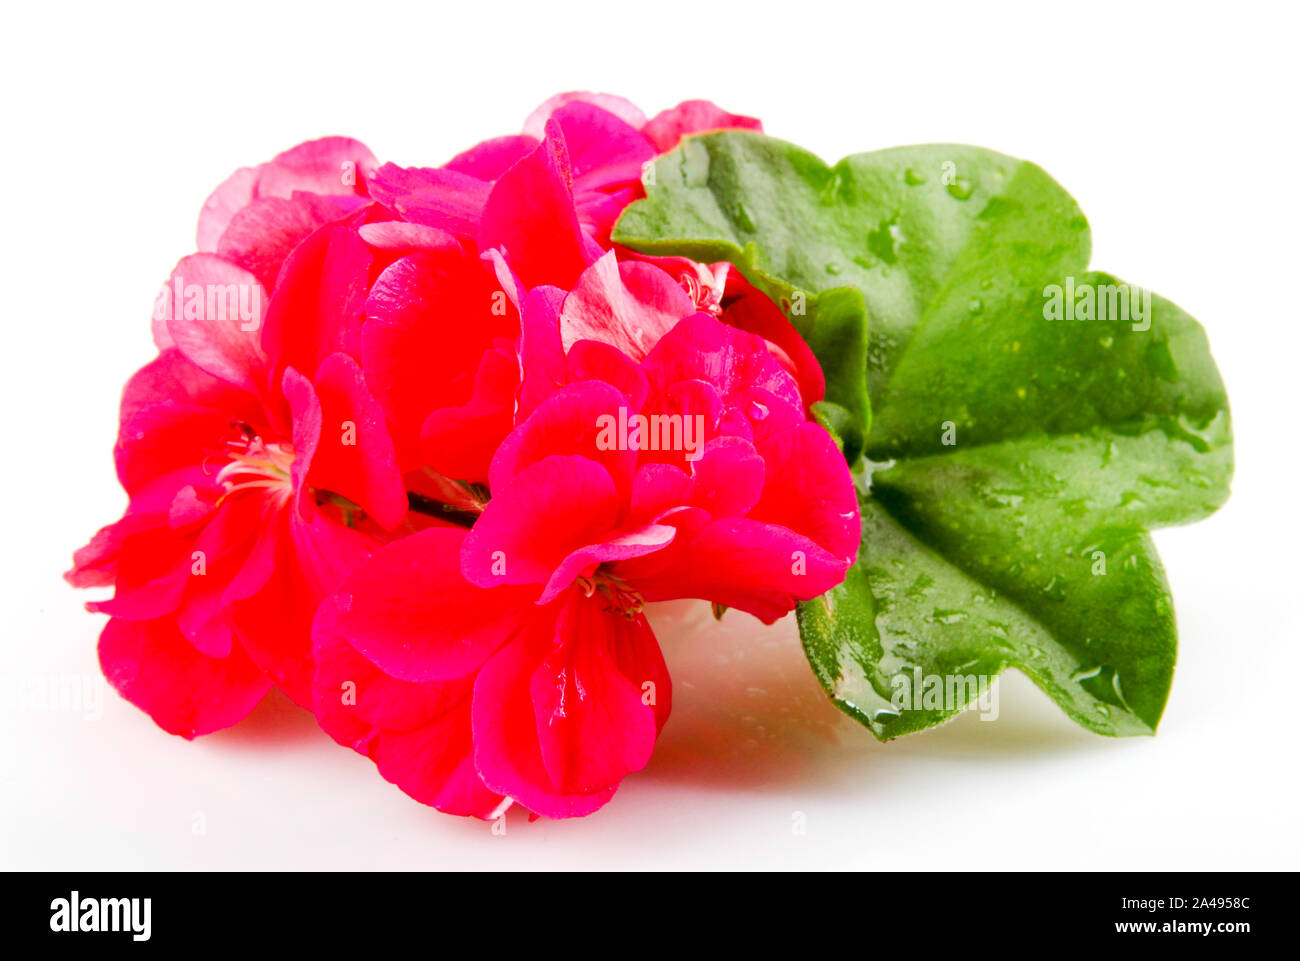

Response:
(360, 101), (818, 485)
(314, 306), (859, 818)
(69, 97), (859, 828)
(68, 141), (408, 736)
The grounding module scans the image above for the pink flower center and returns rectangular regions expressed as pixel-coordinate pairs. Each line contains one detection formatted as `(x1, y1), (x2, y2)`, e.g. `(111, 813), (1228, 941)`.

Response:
(213, 424), (295, 505)
(680, 262), (729, 316)
(575, 569), (644, 619)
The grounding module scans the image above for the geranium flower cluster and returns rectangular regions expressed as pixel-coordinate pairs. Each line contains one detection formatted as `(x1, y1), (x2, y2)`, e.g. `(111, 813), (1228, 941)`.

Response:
(68, 93), (860, 819)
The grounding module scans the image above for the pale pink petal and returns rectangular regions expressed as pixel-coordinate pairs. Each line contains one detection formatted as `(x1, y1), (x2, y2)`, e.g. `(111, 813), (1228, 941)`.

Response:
(522, 92), (647, 140)
(559, 253), (695, 360)
(255, 136), (377, 199)
(162, 254), (268, 395)
(357, 220), (460, 253)
(196, 166), (260, 253)
(367, 163), (491, 238)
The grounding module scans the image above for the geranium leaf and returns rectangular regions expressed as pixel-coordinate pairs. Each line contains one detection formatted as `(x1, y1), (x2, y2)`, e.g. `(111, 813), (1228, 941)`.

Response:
(799, 496), (1177, 737)
(616, 136), (873, 462)
(615, 132), (1232, 738)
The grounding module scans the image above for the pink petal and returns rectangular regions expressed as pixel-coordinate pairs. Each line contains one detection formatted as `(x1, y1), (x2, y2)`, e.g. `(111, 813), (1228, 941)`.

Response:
(642, 100), (763, 153)
(550, 101), (654, 188)
(640, 312), (803, 418)
(538, 524), (676, 605)
(197, 165), (260, 253)
(66, 467), (212, 590)
(463, 455), (623, 590)
(488, 380), (638, 495)
(357, 220), (460, 253)
(559, 253), (694, 360)
(362, 249), (518, 467)
(479, 120), (593, 290)
(750, 423), (861, 565)
(114, 351), (265, 495)
(232, 504), (377, 706)
(615, 517), (850, 624)
(173, 493), (271, 656)
(261, 225), (373, 381)
(312, 595), (476, 744)
(67, 523), (127, 589)
(522, 92), (647, 140)
(98, 616), (269, 739)
(323, 526), (534, 683)
(419, 344), (518, 484)
(445, 135), (538, 180)
(162, 254), (268, 395)
(282, 366), (323, 520)
(367, 163), (491, 238)
(373, 704), (503, 818)
(529, 596), (663, 794)
(470, 607), (617, 818)
(627, 462), (692, 525)
(722, 273), (826, 406)
(517, 285), (567, 421)
(254, 136), (377, 199)
(87, 492), (208, 622)
(687, 436), (766, 517)
(564, 339), (648, 412)
(216, 195), (337, 291)
(305, 352), (407, 530)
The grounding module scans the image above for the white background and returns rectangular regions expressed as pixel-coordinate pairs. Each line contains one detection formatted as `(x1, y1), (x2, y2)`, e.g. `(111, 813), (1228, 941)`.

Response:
(2, 1), (1296, 870)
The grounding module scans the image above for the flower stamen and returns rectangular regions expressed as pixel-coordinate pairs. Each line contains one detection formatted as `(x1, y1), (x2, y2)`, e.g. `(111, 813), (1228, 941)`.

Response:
(580, 569), (644, 619)
(680, 262), (729, 317)
(214, 429), (295, 505)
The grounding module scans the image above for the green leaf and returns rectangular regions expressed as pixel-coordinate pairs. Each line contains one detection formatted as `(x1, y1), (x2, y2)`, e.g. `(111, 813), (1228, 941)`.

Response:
(616, 136), (872, 463)
(616, 133), (1232, 738)
(798, 497), (1177, 737)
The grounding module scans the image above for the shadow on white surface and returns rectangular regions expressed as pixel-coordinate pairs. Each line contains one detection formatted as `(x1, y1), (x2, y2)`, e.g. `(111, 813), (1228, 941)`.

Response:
(194, 599), (1118, 796)
(206, 687), (324, 748)
(642, 601), (1113, 796)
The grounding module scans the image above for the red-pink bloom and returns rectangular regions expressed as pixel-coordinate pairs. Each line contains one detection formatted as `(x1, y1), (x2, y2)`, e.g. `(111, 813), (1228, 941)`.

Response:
(314, 307), (859, 818)
(69, 141), (408, 737)
(300, 100), (856, 818)
(359, 98), (818, 486)
(70, 97), (857, 828)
